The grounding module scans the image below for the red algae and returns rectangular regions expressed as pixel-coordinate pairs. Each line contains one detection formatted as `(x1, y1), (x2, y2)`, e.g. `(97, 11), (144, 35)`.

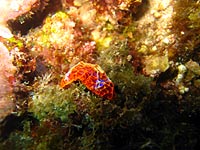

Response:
(61, 61), (114, 100)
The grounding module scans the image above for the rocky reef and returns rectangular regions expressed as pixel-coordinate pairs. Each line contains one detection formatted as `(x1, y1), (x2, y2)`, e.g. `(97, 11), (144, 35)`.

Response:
(0, 42), (16, 122)
(0, 0), (199, 149)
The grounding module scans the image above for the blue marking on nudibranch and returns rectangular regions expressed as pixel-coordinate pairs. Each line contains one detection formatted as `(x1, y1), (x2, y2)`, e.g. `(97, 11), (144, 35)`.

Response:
(94, 78), (105, 89)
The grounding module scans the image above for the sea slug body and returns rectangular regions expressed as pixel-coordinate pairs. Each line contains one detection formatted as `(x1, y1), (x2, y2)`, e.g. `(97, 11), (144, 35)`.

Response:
(60, 61), (114, 100)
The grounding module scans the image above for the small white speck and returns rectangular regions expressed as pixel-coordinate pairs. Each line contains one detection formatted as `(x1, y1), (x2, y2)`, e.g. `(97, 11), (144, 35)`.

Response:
(64, 71), (71, 81)
(181, 31), (184, 35)
(163, 37), (170, 44)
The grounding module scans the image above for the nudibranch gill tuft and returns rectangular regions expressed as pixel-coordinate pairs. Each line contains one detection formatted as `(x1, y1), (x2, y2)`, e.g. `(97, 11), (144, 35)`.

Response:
(60, 61), (114, 100)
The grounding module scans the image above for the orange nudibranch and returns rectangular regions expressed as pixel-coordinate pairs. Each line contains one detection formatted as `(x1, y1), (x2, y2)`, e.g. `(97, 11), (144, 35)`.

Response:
(60, 61), (114, 100)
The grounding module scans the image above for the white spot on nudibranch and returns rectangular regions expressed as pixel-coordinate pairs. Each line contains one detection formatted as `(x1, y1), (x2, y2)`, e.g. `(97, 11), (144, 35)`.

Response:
(64, 71), (71, 81)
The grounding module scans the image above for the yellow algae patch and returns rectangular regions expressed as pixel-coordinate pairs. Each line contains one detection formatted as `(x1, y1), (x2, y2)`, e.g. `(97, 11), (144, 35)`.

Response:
(143, 54), (169, 76)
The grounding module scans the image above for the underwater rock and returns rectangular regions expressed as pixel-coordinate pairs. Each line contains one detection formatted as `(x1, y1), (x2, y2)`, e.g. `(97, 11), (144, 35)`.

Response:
(0, 42), (16, 122)
(133, 0), (174, 76)
(185, 60), (200, 76)
(143, 54), (169, 77)
(7, 0), (61, 35)
(0, 0), (38, 22)
(0, 0), (40, 36)
(0, 25), (13, 39)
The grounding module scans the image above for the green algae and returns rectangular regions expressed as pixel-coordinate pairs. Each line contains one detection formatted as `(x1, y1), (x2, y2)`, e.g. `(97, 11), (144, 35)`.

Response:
(7, 37), (24, 49)
(188, 5), (200, 29)
(29, 79), (76, 122)
(0, 120), (33, 150)
(97, 39), (152, 100)
(123, 22), (136, 41)
(173, 0), (200, 54)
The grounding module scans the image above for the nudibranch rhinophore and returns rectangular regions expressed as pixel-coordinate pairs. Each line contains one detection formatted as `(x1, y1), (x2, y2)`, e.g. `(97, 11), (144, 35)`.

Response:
(60, 61), (114, 100)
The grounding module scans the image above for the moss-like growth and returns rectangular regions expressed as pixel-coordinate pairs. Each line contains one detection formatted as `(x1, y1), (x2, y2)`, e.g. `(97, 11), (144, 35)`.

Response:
(0, 120), (33, 150)
(172, 0), (200, 62)
(97, 39), (152, 103)
(187, 4), (200, 29)
(110, 64), (152, 101)
(30, 85), (76, 122)
(97, 39), (129, 71)
(122, 22), (136, 41)
(29, 75), (77, 122)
